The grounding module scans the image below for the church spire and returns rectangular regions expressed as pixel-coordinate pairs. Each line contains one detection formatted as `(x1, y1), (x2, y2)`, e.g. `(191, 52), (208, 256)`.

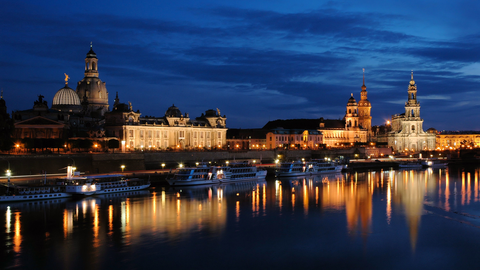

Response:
(114, 91), (120, 107)
(360, 68), (367, 100)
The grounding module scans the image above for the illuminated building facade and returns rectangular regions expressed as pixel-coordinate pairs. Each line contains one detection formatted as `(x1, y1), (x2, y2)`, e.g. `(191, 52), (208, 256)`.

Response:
(105, 96), (227, 150)
(378, 72), (435, 152)
(436, 132), (480, 149)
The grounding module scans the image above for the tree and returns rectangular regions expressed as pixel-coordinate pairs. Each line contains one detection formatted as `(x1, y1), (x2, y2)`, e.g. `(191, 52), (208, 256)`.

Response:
(108, 139), (120, 153)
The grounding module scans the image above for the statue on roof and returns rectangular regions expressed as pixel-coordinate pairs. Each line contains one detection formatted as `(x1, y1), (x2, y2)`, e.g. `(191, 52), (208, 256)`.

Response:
(64, 73), (70, 84)
(216, 108), (221, 116)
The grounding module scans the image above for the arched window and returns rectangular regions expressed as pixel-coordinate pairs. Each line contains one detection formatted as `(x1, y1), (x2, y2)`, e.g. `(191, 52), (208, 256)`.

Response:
(411, 109), (414, 117)
(412, 125), (415, 132)
(349, 109), (351, 114)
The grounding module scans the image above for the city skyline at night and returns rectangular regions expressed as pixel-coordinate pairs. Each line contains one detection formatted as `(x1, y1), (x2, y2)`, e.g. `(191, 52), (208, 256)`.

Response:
(1, 0), (479, 131)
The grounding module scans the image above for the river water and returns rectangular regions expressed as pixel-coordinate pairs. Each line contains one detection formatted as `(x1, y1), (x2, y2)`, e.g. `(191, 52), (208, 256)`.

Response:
(2, 166), (480, 269)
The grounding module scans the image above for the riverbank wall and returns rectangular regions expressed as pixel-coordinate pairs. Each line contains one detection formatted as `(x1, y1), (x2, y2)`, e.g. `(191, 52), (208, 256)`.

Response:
(0, 147), (391, 175)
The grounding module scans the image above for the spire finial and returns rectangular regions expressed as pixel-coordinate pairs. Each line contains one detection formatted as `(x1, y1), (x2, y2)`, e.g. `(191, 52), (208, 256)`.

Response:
(363, 68), (365, 85)
(411, 70), (413, 80)
(90, 42), (93, 48)
(351, 93), (353, 97)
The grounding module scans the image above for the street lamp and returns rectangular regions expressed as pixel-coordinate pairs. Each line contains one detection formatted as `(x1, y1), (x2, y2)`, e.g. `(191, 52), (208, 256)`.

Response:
(121, 165), (125, 172)
(161, 163), (166, 170)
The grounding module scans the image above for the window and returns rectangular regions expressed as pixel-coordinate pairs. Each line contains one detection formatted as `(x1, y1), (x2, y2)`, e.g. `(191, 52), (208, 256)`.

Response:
(200, 132), (204, 139)
(129, 130), (134, 137)
(140, 130), (144, 138)
(179, 131), (185, 138)
(148, 131), (152, 138)
(218, 132), (221, 138)
(163, 131), (168, 138)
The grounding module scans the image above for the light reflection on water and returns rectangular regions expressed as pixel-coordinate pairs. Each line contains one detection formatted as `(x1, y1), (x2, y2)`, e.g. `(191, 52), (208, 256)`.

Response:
(3, 168), (480, 269)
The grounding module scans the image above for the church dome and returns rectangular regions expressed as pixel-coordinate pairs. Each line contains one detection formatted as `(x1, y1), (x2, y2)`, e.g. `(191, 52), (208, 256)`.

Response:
(165, 104), (182, 117)
(53, 85), (81, 106)
(52, 84), (82, 113)
(347, 94), (357, 105)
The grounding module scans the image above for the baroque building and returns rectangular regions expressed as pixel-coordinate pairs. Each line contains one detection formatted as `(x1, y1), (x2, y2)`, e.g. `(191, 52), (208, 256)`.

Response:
(76, 44), (109, 118)
(378, 72), (435, 152)
(104, 95), (227, 150)
(262, 74), (370, 148)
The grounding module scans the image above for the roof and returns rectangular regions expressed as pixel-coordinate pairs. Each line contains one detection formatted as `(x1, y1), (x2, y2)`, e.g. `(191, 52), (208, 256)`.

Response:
(14, 116), (65, 127)
(263, 118), (344, 130)
(227, 129), (270, 139)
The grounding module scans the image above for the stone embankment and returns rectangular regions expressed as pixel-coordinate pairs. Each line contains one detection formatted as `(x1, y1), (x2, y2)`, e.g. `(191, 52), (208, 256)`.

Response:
(0, 147), (391, 178)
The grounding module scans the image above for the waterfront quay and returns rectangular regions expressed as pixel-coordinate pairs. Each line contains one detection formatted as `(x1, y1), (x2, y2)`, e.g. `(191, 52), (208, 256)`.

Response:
(0, 148), (385, 176)
(0, 147), (475, 179)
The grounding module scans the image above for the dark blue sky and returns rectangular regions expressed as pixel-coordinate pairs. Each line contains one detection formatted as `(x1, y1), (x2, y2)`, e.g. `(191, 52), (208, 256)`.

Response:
(1, 0), (479, 130)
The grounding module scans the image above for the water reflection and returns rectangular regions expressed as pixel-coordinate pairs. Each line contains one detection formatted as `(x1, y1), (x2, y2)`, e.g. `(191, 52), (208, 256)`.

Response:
(3, 168), (480, 269)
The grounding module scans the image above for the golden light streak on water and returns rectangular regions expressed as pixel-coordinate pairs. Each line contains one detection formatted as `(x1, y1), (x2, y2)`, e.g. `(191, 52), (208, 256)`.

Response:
(5, 206), (10, 234)
(108, 205), (113, 234)
(445, 173), (450, 212)
(315, 186), (319, 206)
(63, 209), (73, 239)
(438, 169), (442, 198)
(381, 172), (384, 189)
(475, 170), (479, 202)
(152, 192), (156, 214)
(236, 201), (240, 222)
(462, 172), (465, 206)
(252, 190), (256, 213)
(256, 184), (260, 215)
(93, 204), (99, 248)
(292, 191), (295, 209)
(468, 172), (471, 205)
(387, 180), (391, 224)
(13, 212), (21, 253)
(262, 183), (266, 215)
(279, 183), (283, 211)
(161, 190), (165, 208)
(303, 181), (308, 215)
(82, 201), (87, 218)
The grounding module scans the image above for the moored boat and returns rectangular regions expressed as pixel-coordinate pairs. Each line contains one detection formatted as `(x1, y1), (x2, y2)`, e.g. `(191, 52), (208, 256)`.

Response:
(93, 177), (151, 195)
(276, 160), (343, 177)
(421, 159), (448, 168)
(0, 185), (72, 203)
(398, 161), (423, 169)
(167, 163), (267, 186)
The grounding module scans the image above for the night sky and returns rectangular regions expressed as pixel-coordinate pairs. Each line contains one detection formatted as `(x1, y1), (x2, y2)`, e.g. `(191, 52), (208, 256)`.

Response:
(1, 0), (479, 131)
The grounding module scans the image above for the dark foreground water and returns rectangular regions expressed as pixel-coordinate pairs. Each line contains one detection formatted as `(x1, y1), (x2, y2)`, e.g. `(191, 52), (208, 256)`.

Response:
(2, 167), (480, 270)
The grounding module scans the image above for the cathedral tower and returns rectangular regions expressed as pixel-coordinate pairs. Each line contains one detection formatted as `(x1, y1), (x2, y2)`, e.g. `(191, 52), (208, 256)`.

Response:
(357, 69), (372, 132)
(345, 94), (359, 131)
(405, 71), (420, 119)
(76, 44), (109, 118)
